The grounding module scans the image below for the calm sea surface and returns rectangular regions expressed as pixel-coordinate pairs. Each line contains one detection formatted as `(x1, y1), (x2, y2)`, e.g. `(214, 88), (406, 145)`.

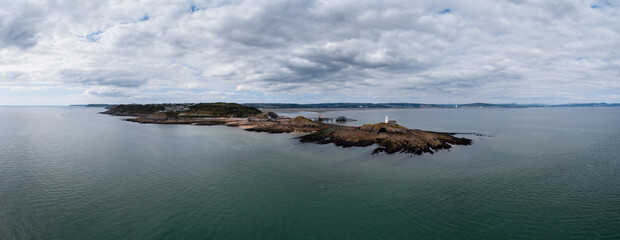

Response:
(1, 107), (619, 239)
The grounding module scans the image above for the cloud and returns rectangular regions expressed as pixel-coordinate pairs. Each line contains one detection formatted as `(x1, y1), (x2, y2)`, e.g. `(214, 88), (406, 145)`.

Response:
(0, 71), (29, 83)
(0, 0), (619, 104)
(61, 69), (147, 88)
(83, 86), (131, 97)
(0, 3), (43, 49)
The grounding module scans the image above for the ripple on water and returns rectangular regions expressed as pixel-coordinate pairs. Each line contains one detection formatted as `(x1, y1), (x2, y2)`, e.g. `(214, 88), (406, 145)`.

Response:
(1, 107), (620, 239)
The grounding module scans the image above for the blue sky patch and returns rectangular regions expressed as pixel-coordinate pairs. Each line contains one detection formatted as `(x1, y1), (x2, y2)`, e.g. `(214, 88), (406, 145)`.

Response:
(592, 0), (615, 9)
(182, 64), (203, 76)
(190, 5), (201, 13)
(139, 15), (150, 21)
(85, 30), (103, 42)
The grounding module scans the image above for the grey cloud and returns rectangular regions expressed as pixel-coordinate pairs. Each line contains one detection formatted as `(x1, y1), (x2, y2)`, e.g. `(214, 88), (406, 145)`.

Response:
(0, 8), (42, 49)
(271, 50), (425, 84)
(84, 87), (131, 97)
(0, 71), (28, 83)
(418, 71), (523, 92)
(61, 69), (147, 88)
(1, 0), (619, 104)
(211, 1), (313, 48)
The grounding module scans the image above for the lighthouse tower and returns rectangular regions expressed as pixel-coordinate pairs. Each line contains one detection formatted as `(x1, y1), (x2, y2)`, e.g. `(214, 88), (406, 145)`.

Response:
(385, 115), (389, 123)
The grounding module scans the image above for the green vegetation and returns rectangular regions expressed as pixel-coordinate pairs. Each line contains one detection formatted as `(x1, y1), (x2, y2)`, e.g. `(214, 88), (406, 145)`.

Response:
(103, 104), (165, 115)
(266, 112), (279, 119)
(102, 102), (262, 117)
(187, 102), (261, 117)
(250, 112), (279, 119)
(291, 116), (314, 123)
(164, 111), (179, 118)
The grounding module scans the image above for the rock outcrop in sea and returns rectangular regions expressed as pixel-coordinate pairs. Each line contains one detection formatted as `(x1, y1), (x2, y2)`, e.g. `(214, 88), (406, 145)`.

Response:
(100, 103), (472, 155)
(297, 123), (471, 155)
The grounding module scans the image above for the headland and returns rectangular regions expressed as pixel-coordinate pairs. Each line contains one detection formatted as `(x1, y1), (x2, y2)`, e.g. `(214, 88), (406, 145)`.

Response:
(101, 103), (472, 155)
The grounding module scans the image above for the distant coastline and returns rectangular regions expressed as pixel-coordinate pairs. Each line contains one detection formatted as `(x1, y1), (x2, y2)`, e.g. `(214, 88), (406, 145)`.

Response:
(75, 102), (620, 109)
(245, 102), (620, 109)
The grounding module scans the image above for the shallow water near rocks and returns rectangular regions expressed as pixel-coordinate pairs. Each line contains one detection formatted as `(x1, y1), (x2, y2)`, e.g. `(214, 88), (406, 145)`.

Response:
(1, 107), (619, 239)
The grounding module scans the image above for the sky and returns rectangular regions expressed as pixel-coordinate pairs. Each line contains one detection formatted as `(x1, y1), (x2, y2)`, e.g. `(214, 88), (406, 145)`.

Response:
(1, 0), (619, 105)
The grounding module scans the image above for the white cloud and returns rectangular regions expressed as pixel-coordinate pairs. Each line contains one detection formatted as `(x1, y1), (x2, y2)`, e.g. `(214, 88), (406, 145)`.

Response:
(0, 0), (619, 104)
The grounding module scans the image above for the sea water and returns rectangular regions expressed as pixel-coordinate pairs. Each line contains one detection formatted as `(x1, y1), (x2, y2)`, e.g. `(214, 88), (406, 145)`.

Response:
(1, 107), (619, 239)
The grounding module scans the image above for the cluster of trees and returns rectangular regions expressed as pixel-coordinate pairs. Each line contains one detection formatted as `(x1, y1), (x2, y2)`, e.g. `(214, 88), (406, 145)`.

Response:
(187, 102), (261, 117)
(103, 102), (262, 118)
(103, 104), (165, 115)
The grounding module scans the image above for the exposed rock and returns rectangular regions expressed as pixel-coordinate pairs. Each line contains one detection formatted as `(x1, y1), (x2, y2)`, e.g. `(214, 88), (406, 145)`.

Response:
(298, 126), (471, 155)
(245, 116), (326, 133)
(109, 112), (472, 155)
(359, 122), (408, 133)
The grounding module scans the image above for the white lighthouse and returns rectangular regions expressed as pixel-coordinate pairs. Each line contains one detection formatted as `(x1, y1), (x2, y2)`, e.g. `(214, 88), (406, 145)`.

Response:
(385, 115), (396, 125)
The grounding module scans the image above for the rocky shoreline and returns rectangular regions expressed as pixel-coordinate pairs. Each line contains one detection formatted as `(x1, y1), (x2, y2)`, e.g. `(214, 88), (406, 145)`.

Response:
(298, 123), (472, 155)
(100, 103), (472, 155)
(112, 114), (471, 155)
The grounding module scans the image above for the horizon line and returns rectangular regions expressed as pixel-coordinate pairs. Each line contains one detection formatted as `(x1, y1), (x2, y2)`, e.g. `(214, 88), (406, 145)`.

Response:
(2, 102), (620, 107)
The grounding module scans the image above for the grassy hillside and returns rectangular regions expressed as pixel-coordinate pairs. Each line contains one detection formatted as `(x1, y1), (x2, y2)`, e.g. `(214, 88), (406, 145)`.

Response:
(102, 102), (262, 118)
(186, 102), (261, 117)
(102, 104), (165, 115)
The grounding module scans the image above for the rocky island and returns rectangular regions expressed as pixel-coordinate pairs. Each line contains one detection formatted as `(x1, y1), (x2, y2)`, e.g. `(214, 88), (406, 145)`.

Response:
(102, 103), (472, 155)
